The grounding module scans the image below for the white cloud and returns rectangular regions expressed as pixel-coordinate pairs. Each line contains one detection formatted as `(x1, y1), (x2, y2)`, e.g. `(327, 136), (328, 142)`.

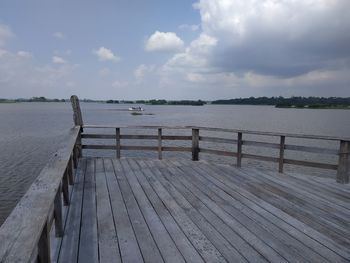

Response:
(52, 56), (67, 64)
(98, 67), (111, 77)
(187, 0), (350, 77)
(0, 24), (14, 47)
(112, 80), (128, 88)
(0, 50), (77, 98)
(53, 32), (65, 39)
(17, 51), (32, 58)
(134, 64), (155, 81)
(179, 24), (200, 31)
(145, 31), (184, 52)
(165, 33), (217, 71)
(93, 47), (120, 62)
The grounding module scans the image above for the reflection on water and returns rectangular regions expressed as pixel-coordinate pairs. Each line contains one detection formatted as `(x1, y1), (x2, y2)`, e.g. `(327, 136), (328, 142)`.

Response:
(0, 102), (349, 225)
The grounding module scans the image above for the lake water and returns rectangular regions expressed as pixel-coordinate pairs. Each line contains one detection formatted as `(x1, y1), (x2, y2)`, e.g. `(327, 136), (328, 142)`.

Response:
(0, 102), (349, 225)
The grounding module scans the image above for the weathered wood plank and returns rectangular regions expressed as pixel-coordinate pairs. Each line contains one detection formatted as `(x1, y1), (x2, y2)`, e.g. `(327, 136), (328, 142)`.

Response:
(284, 158), (338, 170)
(164, 164), (290, 263)
(78, 159), (98, 263)
(199, 148), (237, 157)
(285, 144), (338, 155)
(159, 165), (275, 263)
(114, 159), (164, 263)
(140, 164), (226, 262)
(95, 158), (121, 263)
(199, 136), (237, 144)
(179, 161), (334, 262)
(58, 159), (86, 263)
(242, 153), (279, 163)
(120, 159), (186, 263)
(103, 159), (144, 262)
(130, 159), (204, 263)
(198, 162), (350, 261)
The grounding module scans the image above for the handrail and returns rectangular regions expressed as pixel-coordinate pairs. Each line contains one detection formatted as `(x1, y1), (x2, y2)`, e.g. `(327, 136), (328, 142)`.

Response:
(82, 124), (350, 141)
(0, 126), (81, 263)
(81, 125), (350, 184)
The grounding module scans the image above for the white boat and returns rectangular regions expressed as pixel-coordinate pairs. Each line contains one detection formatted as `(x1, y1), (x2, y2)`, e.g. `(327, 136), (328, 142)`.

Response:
(128, 106), (144, 111)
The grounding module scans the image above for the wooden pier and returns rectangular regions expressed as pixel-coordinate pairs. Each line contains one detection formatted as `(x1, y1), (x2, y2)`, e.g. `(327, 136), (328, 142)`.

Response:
(0, 96), (349, 262)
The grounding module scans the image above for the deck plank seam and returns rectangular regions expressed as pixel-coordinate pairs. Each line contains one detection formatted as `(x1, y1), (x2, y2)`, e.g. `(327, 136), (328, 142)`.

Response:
(166, 162), (296, 263)
(122, 158), (187, 263)
(139, 160), (227, 262)
(110, 159), (148, 263)
(180, 160), (344, 262)
(131, 159), (206, 263)
(102, 158), (122, 262)
(143, 160), (246, 262)
(199, 162), (350, 260)
(158, 164), (275, 263)
(118, 159), (167, 263)
(171, 160), (308, 263)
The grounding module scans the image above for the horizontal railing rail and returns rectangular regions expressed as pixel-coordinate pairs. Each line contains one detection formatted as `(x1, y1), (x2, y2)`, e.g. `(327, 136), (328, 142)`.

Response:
(81, 125), (350, 184)
(0, 126), (82, 263)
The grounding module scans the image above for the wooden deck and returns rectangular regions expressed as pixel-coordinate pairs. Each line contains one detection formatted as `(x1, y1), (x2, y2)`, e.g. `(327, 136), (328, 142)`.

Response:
(55, 157), (350, 263)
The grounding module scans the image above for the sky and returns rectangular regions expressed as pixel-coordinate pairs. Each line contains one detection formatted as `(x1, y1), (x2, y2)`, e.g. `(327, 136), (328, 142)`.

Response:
(0, 0), (349, 100)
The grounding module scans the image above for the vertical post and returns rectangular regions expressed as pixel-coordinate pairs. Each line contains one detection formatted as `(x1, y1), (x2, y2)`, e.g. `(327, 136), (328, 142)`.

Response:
(337, 140), (350, 184)
(70, 95), (84, 129)
(158, 128), (162, 160)
(62, 169), (69, 206)
(54, 186), (63, 237)
(279, 136), (285, 173)
(237, 132), (242, 167)
(116, 128), (121, 159)
(192, 128), (199, 161)
(72, 146), (78, 169)
(38, 220), (51, 263)
(68, 155), (74, 185)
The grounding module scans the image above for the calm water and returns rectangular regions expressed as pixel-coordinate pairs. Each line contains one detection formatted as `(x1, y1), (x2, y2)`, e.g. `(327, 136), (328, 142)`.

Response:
(0, 102), (349, 225)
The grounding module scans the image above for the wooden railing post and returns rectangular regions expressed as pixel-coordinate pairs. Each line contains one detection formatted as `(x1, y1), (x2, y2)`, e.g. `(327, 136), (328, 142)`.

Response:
(237, 132), (242, 167)
(158, 128), (162, 160)
(337, 140), (350, 184)
(68, 155), (74, 185)
(192, 128), (199, 161)
(54, 186), (63, 237)
(62, 169), (69, 206)
(38, 220), (51, 263)
(116, 128), (121, 159)
(279, 136), (285, 173)
(70, 95), (84, 131)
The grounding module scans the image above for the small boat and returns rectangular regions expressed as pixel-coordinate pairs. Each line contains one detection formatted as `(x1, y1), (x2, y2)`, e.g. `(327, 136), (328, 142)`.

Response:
(128, 106), (144, 111)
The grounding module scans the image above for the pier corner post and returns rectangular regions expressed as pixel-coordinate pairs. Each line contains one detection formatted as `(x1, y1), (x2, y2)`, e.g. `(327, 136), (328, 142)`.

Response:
(192, 128), (199, 161)
(337, 140), (350, 184)
(70, 95), (84, 130)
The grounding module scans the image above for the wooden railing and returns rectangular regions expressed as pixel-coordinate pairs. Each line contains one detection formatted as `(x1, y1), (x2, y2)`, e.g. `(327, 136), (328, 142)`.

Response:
(0, 126), (81, 263)
(81, 125), (350, 184)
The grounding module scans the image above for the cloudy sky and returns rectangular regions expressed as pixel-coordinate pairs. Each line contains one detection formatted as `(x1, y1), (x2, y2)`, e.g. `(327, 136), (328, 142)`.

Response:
(0, 0), (349, 100)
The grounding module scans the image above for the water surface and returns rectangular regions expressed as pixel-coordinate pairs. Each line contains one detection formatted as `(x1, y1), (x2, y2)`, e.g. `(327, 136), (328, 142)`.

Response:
(0, 102), (349, 225)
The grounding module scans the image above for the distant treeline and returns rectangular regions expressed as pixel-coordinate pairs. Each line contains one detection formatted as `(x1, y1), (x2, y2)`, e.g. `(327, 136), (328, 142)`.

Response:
(212, 97), (350, 108)
(107, 99), (206, 106)
(0, 97), (66, 103)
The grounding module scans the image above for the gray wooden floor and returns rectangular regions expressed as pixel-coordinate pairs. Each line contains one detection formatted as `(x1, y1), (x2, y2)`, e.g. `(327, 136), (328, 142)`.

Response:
(55, 157), (350, 263)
